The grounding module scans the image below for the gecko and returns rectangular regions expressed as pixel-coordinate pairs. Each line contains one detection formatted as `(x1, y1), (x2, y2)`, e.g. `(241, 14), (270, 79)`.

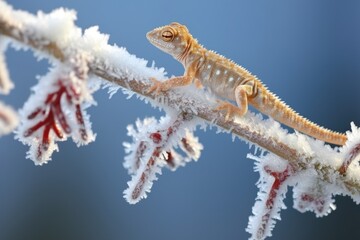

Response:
(146, 22), (347, 146)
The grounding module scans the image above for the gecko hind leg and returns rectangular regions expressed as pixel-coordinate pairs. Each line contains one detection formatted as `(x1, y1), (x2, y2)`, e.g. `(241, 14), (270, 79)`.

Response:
(215, 101), (244, 121)
(216, 81), (257, 121)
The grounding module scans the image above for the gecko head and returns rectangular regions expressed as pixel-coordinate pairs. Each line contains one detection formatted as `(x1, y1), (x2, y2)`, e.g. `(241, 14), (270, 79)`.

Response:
(147, 22), (195, 60)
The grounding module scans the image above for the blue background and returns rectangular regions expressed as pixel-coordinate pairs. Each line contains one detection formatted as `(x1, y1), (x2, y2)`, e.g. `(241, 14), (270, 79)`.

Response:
(1, 0), (360, 239)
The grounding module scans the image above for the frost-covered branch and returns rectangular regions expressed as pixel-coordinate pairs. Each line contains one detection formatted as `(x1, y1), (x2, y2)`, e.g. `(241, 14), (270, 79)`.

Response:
(1, 2), (360, 239)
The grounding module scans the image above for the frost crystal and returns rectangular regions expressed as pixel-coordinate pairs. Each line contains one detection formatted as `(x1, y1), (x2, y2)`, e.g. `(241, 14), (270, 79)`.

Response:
(247, 153), (291, 240)
(245, 121), (360, 239)
(292, 171), (336, 217)
(16, 57), (95, 165)
(123, 112), (202, 204)
(339, 122), (360, 174)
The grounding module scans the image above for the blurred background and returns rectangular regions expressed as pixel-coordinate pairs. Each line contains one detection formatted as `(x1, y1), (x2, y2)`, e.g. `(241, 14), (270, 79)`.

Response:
(1, 0), (360, 239)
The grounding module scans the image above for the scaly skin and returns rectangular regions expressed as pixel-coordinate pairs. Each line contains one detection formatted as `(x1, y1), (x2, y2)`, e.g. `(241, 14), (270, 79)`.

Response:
(146, 22), (347, 145)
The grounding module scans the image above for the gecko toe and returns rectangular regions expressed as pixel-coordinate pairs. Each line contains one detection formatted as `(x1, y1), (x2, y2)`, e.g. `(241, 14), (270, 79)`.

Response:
(147, 77), (163, 95)
(215, 101), (243, 122)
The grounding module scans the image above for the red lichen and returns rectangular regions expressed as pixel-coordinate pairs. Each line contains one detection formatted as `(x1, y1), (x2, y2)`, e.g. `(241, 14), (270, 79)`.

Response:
(298, 193), (326, 214)
(181, 137), (195, 156)
(128, 113), (195, 202)
(131, 154), (156, 201)
(75, 104), (88, 141)
(150, 132), (162, 144)
(163, 151), (175, 168)
(256, 165), (292, 239)
(23, 79), (88, 159)
(340, 143), (360, 175)
(133, 141), (148, 171)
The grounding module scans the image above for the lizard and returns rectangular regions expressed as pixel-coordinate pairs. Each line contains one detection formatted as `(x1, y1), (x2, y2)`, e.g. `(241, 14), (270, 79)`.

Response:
(146, 22), (347, 146)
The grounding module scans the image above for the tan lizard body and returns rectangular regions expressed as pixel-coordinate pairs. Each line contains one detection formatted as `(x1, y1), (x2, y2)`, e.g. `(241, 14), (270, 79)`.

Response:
(146, 22), (347, 145)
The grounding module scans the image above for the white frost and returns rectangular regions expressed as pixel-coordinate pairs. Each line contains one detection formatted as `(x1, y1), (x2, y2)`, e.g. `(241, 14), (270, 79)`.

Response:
(247, 153), (289, 240)
(0, 101), (19, 136)
(16, 61), (96, 164)
(123, 114), (202, 203)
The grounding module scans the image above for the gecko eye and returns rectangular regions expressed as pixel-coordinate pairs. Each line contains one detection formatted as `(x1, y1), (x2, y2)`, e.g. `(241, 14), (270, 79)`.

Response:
(161, 29), (175, 42)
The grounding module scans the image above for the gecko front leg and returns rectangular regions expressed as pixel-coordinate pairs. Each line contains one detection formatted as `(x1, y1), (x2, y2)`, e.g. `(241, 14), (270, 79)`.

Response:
(147, 76), (193, 94)
(147, 62), (199, 94)
(216, 79), (258, 121)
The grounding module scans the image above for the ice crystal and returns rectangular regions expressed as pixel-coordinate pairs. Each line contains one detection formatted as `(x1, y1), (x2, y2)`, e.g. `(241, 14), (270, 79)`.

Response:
(123, 113), (202, 204)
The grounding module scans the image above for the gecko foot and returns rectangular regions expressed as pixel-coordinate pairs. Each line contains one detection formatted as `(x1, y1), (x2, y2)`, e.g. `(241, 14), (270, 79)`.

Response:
(147, 77), (169, 95)
(215, 101), (244, 122)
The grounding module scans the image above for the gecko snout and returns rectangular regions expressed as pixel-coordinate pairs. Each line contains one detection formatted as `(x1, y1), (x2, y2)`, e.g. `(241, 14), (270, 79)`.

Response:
(146, 31), (153, 41)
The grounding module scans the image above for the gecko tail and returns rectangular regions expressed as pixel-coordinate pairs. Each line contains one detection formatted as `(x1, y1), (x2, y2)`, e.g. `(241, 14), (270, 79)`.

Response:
(253, 86), (347, 146)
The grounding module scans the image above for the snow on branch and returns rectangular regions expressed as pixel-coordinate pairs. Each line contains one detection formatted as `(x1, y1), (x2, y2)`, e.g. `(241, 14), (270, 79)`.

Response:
(1, 1), (360, 239)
